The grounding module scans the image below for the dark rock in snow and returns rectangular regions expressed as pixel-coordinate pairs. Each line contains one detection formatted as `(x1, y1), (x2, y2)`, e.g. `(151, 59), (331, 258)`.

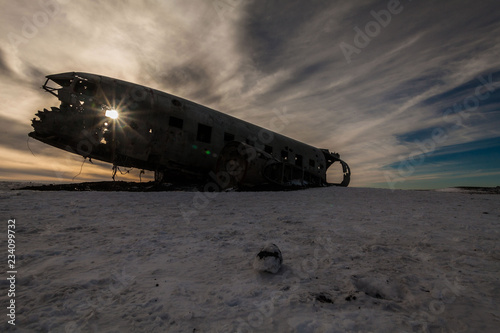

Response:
(312, 292), (334, 304)
(253, 243), (283, 274)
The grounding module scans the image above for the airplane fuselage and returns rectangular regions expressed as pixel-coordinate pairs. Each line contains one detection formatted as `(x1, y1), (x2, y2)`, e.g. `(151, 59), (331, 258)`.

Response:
(29, 72), (350, 188)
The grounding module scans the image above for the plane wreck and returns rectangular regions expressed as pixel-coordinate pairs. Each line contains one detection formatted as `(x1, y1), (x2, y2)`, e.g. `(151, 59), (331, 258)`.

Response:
(29, 72), (350, 189)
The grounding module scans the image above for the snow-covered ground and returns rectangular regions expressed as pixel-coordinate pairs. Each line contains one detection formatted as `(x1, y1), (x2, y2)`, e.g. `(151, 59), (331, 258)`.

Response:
(1, 183), (499, 332)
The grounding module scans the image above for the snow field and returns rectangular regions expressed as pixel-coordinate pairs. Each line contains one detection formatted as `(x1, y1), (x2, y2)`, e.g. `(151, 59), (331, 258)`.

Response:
(0, 184), (499, 332)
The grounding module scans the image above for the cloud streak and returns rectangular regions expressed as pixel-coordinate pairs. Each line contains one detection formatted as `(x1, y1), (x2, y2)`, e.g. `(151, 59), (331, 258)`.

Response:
(0, 0), (499, 188)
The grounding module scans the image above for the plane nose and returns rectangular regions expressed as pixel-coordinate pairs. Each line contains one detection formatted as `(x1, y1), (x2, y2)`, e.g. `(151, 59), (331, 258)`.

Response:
(46, 72), (76, 81)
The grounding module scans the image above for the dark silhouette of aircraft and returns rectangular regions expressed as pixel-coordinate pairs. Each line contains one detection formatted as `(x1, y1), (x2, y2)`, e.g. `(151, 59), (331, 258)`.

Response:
(29, 72), (350, 189)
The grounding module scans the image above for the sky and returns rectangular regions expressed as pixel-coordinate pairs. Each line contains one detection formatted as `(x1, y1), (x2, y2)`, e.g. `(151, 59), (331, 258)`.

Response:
(1, 0), (499, 189)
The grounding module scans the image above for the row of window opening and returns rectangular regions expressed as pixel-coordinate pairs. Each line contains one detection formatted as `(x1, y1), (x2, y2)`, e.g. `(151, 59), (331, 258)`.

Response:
(169, 116), (321, 169)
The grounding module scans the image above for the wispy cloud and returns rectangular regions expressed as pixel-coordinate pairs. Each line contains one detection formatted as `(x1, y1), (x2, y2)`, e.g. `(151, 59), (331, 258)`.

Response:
(1, 0), (499, 187)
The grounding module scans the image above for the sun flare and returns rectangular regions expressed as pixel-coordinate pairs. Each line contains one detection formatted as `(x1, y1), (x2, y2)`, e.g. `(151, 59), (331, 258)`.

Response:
(105, 109), (119, 119)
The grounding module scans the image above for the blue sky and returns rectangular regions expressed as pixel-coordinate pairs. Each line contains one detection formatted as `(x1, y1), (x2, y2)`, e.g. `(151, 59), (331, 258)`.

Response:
(0, 0), (499, 188)
(380, 71), (500, 189)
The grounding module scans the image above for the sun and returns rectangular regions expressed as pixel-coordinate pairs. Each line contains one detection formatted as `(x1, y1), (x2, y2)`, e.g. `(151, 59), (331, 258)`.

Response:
(105, 109), (119, 119)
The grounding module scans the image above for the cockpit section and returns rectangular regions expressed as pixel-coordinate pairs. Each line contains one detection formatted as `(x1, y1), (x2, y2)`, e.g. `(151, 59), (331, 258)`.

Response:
(29, 73), (117, 163)
(30, 72), (157, 169)
(42, 73), (98, 107)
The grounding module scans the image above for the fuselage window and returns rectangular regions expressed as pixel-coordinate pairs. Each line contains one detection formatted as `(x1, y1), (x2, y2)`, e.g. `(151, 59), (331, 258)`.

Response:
(295, 154), (303, 167)
(264, 145), (273, 154)
(197, 123), (212, 143)
(224, 132), (235, 142)
(281, 150), (289, 161)
(169, 116), (184, 129)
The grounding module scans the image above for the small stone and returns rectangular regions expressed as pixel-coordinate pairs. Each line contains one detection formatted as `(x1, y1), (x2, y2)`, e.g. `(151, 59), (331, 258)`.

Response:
(253, 243), (283, 274)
